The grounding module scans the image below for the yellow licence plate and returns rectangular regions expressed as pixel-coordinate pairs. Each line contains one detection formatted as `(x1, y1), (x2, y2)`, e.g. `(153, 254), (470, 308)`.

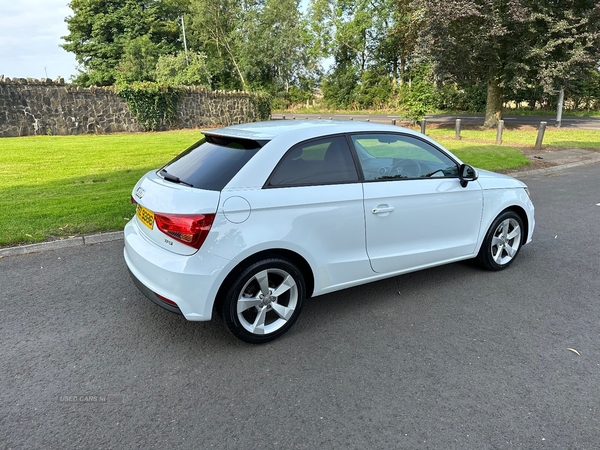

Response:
(136, 204), (155, 229)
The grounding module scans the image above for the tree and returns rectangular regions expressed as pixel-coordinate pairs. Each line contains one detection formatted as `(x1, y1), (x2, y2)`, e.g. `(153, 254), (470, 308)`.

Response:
(187, 0), (316, 97)
(379, 0), (426, 87)
(155, 51), (211, 86)
(116, 34), (162, 83)
(187, 0), (248, 90)
(526, 2), (600, 96)
(244, 0), (317, 97)
(425, 0), (600, 127)
(62, 0), (188, 86)
(309, 0), (427, 109)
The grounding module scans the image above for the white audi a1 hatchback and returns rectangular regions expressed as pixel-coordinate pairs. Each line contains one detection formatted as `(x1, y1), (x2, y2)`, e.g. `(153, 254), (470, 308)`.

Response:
(124, 120), (535, 343)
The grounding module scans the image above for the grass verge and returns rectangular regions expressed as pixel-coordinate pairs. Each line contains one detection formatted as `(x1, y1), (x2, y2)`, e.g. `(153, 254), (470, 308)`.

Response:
(0, 130), (201, 247)
(426, 127), (600, 150)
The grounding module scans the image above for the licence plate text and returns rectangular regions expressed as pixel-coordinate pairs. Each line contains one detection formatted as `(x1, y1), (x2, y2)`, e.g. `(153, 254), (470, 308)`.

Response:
(136, 204), (154, 229)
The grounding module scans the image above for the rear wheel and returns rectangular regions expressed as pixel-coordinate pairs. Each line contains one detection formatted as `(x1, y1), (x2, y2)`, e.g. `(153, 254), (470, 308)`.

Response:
(478, 210), (524, 271)
(221, 258), (305, 344)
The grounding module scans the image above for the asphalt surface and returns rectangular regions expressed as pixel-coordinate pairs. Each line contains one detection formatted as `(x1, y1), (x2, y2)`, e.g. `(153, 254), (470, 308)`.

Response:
(270, 113), (600, 129)
(1, 163), (600, 449)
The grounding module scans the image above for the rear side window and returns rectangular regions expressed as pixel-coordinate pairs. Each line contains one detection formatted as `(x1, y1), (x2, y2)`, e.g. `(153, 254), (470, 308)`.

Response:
(267, 136), (359, 187)
(160, 135), (262, 191)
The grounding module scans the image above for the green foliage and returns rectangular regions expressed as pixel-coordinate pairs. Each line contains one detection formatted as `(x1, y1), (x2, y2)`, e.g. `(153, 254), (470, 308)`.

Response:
(248, 93), (273, 121)
(60, 0), (600, 115)
(437, 84), (487, 113)
(321, 63), (360, 109)
(188, 0), (318, 100)
(399, 82), (438, 121)
(155, 52), (212, 86)
(116, 35), (161, 84)
(357, 70), (394, 109)
(425, 0), (600, 123)
(115, 82), (181, 131)
(569, 70), (600, 111)
(525, 1), (600, 94)
(62, 0), (187, 86)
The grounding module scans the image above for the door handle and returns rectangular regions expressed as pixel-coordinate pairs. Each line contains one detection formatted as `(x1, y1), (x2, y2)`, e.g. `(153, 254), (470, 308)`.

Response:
(372, 206), (395, 214)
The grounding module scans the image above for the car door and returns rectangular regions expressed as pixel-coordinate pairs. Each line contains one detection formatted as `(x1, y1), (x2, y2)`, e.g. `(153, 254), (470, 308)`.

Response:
(352, 133), (484, 274)
(258, 135), (371, 290)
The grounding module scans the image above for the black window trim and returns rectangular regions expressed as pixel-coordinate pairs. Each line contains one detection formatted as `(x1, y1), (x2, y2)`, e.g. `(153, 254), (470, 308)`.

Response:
(262, 131), (462, 189)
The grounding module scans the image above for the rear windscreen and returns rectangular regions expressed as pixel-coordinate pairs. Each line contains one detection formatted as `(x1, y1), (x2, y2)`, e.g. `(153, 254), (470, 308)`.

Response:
(160, 135), (263, 191)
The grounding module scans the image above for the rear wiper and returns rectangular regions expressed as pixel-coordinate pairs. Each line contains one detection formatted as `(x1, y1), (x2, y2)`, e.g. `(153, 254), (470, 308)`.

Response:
(160, 169), (193, 187)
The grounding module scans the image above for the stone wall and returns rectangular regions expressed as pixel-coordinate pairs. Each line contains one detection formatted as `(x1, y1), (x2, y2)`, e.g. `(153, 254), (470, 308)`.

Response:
(0, 76), (266, 137)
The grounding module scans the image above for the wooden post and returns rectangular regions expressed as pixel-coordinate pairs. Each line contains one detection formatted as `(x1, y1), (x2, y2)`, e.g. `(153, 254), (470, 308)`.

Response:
(392, 119), (397, 126)
(496, 120), (504, 145)
(420, 119), (426, 134)
(535, 121), (547, 150)
(455, 119), (461, 140)
(282, 115), (286, 120)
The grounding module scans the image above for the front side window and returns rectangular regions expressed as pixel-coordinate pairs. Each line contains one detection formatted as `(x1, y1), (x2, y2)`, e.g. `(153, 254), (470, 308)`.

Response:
(351, 134), (458, 181)
(268, 136), (359, 187)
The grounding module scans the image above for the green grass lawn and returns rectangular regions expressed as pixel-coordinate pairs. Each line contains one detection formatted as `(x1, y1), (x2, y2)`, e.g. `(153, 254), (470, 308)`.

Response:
(0, 130), (202, 247)
(426, 127), (600, 150)
(0, 125), (580, 247)
(435, 140), (530, 171)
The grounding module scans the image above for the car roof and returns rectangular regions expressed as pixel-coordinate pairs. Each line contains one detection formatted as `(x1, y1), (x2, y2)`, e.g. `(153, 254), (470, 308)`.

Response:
(203, 119), (420, 141)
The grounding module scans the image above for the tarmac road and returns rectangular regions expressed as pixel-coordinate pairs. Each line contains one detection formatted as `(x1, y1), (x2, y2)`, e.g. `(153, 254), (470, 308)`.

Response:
(1, 163), (600, 449)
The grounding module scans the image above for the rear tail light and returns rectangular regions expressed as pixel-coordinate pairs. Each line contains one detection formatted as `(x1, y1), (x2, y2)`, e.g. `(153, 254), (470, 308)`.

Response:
(131, 196), (138, 205)
(154, 213), (215, 249)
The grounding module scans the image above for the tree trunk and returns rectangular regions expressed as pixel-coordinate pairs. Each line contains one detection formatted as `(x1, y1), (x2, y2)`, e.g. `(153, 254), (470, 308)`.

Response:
(484, 78), (503, 128)
(399, 53), (405, 86)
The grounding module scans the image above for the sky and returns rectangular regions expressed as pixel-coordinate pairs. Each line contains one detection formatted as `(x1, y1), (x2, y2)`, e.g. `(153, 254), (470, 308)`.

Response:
(0, 0), (78, 80)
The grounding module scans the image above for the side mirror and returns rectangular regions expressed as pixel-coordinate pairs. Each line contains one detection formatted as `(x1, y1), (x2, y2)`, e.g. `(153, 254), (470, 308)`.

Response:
(459, 164), (478, 188)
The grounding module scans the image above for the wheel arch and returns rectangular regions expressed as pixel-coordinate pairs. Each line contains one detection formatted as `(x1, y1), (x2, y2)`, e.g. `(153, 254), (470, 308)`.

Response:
(499, 205), (529, 245)
(213, 248), (315, 315)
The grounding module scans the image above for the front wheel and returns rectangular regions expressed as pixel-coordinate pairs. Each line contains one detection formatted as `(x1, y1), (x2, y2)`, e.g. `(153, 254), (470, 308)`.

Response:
(478, 211), (524, 271)
(221, 258), (306, 344)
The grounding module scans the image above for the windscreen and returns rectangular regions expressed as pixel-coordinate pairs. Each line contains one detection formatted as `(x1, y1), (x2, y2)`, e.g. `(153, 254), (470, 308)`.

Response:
(160, 135), (263, 191)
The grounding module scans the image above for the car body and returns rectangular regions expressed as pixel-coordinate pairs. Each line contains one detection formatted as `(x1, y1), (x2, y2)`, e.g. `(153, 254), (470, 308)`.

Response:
(124, 120), (535, 343)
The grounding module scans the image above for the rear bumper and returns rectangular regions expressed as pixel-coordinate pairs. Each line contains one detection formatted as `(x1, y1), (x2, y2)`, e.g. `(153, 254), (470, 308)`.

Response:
(123, 219), (231, 321)
(127, 268), (182, 315)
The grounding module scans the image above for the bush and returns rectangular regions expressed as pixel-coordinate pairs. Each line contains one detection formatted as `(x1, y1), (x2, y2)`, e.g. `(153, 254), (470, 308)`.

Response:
(155, 52), (212, 87)
(437, 84), (487, 112)
(248, 93), (272, 121)
(399, 82), (438, 121)
(115, 82), (180, 131)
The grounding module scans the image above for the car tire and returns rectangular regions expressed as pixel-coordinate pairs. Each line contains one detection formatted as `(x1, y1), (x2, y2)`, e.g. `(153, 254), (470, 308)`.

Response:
(478, 210), (524, 271)
(221, 258), (305, 344)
